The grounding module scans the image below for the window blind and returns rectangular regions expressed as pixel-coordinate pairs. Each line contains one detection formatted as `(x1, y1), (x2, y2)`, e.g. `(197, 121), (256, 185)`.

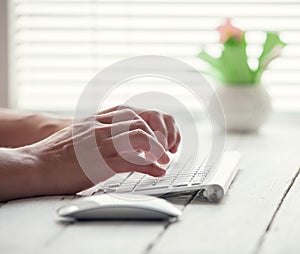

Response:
(10, 0), (300, 115)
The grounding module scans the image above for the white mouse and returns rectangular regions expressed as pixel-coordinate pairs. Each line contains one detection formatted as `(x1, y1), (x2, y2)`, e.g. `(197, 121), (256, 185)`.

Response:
(57, 193), (182, 221)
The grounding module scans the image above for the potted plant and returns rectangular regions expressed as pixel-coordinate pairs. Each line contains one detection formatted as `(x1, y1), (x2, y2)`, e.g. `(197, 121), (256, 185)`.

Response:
(198, 18), (286, 132)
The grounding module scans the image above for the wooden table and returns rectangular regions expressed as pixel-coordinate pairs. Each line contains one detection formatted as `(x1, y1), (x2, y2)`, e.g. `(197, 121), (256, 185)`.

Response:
(1, 114), (300, 254)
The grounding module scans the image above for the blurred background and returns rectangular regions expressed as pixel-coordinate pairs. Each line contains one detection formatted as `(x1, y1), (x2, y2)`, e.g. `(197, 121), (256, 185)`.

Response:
(0, 0), (300, 116)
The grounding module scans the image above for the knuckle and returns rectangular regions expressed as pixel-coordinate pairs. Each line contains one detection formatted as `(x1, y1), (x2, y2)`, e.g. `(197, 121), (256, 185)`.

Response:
(96, 114), (108, 123)
(121, 108), (138, 119)
(96, 114), (104, 120)
(134, 119), (146, 128)
(80, 115), (95, 124)
(131, 129), (147, 138)
(117, 104), (130, 110)
(164, 114), (175, 123)
(150, 110), (161, 117)
(122, 108), (136, 115)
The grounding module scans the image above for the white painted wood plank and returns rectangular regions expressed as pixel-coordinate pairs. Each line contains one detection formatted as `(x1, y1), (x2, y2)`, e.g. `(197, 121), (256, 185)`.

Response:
(44, 219), (166, 254)
(258, 168), (300, 254)
(0, 196), (73, 254)
(150, 120), (300, 254)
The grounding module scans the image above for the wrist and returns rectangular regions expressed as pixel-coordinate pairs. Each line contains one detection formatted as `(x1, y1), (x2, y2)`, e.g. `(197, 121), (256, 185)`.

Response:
(0, 147), (45, 201)
(15, 147), (47, 197)
(18, 138), (88, 197)
(16, 144), (56, 197)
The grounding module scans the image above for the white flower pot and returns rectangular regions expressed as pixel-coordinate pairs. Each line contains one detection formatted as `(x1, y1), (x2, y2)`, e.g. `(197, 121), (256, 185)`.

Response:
(215, 85), (272, 133)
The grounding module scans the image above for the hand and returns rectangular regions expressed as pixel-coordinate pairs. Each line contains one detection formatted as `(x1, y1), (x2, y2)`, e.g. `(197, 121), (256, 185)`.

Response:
(19, 106), (181, 196)
(100, 105), (181, 153)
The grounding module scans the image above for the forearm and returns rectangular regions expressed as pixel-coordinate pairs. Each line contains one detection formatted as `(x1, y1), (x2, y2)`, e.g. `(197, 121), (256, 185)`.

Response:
(0, 148), (43, 202)
(0, 142), (91, 202)
(0, 108), (71, 147)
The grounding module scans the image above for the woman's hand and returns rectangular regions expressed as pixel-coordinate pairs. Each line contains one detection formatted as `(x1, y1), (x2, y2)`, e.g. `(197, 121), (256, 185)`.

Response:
(12, 106), (181, 199)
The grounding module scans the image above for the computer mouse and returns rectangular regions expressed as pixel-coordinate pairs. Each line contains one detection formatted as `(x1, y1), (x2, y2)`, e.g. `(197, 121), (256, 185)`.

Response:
(57, 193), (182, 221)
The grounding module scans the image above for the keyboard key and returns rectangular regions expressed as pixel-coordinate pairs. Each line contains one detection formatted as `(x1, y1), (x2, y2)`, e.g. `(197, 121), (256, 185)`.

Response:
(107, 183), (121, 188)
(172, 183), (188, 187)
(172, 176), (194, 187)
(116, 186), (135, 192)
(155, 178), (175, 185)
(102, 188), (117, 193)
(137, 183), (156, 188)
(191, 181), (201, 185)
(127, 175), (145, 180)
(135, 185), (169, 191)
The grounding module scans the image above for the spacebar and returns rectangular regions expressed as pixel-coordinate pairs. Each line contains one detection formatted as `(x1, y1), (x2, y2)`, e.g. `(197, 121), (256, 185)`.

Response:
(135, 186), (169, 191)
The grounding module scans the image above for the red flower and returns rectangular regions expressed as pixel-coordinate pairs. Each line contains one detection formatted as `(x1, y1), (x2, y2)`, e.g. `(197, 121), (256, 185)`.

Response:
(217, 18), (244, 44)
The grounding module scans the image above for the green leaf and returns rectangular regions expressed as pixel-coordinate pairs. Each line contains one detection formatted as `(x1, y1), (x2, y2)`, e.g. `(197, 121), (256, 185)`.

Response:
(258, 32), (286, 65)
(197, 51), (224, 81)
(256, 32), (286, 82)
(197, 51), (221, 71)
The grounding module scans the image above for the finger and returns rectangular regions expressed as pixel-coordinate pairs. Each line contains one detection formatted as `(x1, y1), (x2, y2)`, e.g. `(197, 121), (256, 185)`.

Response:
(97, 105), (133, 115)
(163, 114), (178, 150)
(96, 108), (138, 124)
(97, 105), (122, 114)
(96, 119), (156, 139)
(141, 112), (168, 149)
(100, 129), (170, 164)
(106, 156), (166, 177)
(169, 131), (181, 153)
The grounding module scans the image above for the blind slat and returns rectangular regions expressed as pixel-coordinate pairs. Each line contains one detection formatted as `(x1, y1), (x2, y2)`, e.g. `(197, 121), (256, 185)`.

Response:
(11, 0), (300, 113)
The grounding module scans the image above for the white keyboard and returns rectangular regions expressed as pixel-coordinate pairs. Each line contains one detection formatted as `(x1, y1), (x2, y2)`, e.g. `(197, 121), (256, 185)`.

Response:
(78, 151), (241, 202)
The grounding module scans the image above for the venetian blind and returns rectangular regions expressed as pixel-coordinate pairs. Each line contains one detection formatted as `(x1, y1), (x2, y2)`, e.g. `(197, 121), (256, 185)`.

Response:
(10, 0), (300, 115)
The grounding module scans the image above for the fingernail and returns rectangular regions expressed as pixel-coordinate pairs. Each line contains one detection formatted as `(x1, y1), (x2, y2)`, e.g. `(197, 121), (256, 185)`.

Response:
(158, 153), (170, 164)
(164, 153), (170, 163)
(170, 147), (177, 153)
(158, 169), (166, 177)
